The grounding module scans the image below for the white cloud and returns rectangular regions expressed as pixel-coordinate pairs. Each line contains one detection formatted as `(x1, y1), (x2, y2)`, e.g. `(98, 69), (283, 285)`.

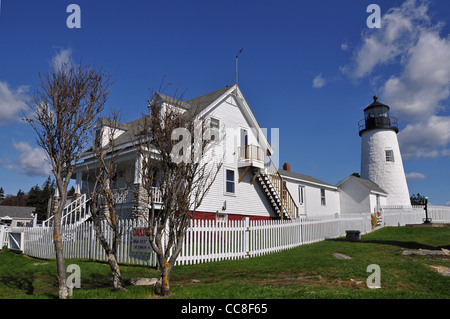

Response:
(312, 74), (326, 88)
(382, 30), (450, 122)
(406, 172), (426, 180)
(51, 48), (73, 72)
(342, 0), (431, 79)
(0, 48), (73, 126)
(12, 141), (51, 177)
(343, 0), (450, 160)
(0, 81), (29, 125)
(398, 115), (450, 159)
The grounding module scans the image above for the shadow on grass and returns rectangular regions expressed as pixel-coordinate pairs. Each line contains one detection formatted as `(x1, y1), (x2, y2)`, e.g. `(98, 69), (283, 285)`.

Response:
(330, 238), (450, 251)
(1, 276), (36, 295)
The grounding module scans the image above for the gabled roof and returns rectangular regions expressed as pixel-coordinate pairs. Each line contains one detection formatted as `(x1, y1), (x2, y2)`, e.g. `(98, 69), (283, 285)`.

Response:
(279, 169), (337, 189)
(152, 92), (191, 110)
(80, 84), (273, 160)
(96, 117), (130, 131)
(0, 206), (36, 219)
(184, 85), (234, 118)
(337, 175), (387, 195)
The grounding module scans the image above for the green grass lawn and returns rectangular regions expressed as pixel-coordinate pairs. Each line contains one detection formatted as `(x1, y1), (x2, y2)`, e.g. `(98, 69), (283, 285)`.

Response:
(1, 225), (449, 299)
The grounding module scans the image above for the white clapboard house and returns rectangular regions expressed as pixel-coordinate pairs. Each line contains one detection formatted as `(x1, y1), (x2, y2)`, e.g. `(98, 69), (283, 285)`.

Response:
(46, 84), (402, 227)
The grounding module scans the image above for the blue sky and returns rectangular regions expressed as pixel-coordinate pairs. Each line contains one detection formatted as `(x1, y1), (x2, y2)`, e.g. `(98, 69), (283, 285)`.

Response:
(0, 0), (449, 205)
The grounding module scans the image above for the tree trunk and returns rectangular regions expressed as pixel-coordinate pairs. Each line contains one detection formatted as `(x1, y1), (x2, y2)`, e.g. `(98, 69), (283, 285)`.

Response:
(107, 253), (125, 291)
(93, 221), (126, 291)
(159, 263), (171, 296)
(53, 209), (68, 299)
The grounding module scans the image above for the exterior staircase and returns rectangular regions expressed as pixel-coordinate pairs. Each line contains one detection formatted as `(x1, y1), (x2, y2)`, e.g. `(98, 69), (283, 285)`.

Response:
(238, 145), (298, 220)
(255, 158), (298, 220)
(43, 193), (91, 227)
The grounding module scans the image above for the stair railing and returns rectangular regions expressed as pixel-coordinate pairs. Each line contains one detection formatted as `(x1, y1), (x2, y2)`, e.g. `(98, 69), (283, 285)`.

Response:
(43, 193), (90, 227)
(265, 158), (299, 220)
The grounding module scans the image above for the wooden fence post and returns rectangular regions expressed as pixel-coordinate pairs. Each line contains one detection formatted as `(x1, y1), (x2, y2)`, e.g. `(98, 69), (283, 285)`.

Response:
(88, 221), (94, 261)
(242, 217), (250, 258)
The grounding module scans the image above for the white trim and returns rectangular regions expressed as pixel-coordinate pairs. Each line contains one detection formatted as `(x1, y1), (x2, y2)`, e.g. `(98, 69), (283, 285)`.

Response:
(298, 185), (305, 205)
(320, 188), (326, 206)
(223, 166), (236, 197)
(336, 175), (388, 196)
(196, 85), (273, 155)
(208, 115), (221, 145)
(281, 174), (338, 190)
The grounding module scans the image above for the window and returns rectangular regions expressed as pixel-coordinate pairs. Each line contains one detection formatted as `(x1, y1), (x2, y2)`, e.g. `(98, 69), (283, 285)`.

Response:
(298, 186), (305, 205)
(320, 188), (326, 206)
(210, 118), (220, 142)
(385, 150), (394, 162)
(95, 128), (102, 147)
(225, 169), (235, 194)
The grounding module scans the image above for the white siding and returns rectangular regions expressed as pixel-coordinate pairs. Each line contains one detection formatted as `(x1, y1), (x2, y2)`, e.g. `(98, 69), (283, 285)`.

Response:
(338, 178), (388, 214)
(283, 177), (340, 217)
(196, 95), (276, 218)
(339, 179), (371, 214)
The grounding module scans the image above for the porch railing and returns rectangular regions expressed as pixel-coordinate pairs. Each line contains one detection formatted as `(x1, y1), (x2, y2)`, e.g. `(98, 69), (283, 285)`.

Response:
(237, 144), (266, 163)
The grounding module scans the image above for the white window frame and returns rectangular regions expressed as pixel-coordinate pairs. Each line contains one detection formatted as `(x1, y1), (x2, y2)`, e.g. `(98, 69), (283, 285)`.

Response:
(320, 188), (326, 206)
(209, 117), (220, 144)
(224, 167), (236, 196)
(385, 150), (394, 162)
(298, 185), (305, 205)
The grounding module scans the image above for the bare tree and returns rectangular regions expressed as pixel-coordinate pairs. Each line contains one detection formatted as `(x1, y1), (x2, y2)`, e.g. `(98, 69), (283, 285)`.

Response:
(136, 92), (222, 296)
(25, 58), (113, 298)
(85, 111), (128, 291)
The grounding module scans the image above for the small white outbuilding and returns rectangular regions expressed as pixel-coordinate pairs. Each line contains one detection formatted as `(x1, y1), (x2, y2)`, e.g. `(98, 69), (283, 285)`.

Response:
(337, 175), (387, 215)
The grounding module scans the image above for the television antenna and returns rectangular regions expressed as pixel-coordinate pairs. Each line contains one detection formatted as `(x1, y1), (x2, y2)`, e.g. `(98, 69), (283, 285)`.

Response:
(235, 48), (243, 84)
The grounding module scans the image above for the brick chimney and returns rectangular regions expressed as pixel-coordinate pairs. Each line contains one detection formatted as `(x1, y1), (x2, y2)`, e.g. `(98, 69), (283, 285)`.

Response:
(283, 162), (290, 172)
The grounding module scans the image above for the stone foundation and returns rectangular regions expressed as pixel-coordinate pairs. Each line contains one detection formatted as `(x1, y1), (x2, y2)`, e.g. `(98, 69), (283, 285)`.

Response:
(131, 183), (149, 220)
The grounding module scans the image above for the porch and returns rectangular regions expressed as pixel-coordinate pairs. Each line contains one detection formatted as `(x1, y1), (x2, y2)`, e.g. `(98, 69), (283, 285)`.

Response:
(237, 144), (266, 169)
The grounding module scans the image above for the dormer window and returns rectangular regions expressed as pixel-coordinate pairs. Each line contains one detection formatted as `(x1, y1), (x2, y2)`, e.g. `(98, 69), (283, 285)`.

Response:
(95, 128), (102, 147)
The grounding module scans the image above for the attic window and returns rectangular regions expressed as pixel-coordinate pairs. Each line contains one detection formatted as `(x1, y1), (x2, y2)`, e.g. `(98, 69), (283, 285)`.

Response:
(210, 118), (220, 142)
(210, 118), (220, 129)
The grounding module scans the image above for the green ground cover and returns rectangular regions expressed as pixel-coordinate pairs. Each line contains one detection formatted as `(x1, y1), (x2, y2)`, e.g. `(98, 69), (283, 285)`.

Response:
(0, 225), (449, 299)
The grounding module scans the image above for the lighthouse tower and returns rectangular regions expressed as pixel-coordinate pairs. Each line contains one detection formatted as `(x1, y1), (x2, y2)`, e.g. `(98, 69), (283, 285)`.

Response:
(359, 96), (411, 206)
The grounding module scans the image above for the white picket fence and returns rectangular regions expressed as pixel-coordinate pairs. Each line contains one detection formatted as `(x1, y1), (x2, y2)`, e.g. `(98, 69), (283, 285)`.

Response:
(0, 225), (8, 248)
(381, 205), (450, 226)
(7, 205), (450, 267)
(9, 214), (372, 267)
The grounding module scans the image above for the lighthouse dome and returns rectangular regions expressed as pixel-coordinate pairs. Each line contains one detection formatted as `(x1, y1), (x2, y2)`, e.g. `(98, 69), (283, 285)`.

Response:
(359, 96), (398, 136)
